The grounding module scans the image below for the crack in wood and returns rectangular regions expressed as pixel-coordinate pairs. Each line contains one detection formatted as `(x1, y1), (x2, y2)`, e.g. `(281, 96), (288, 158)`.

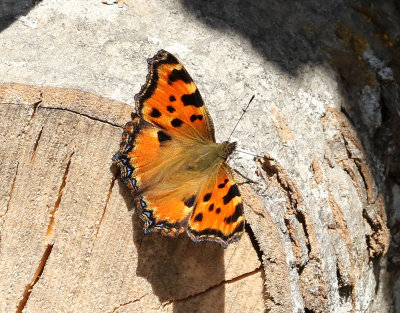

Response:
(362, 206), (389, 259)
(1, 162), (19, 220)
(16, 244), (53, 313)
(27, 93), (43, 125)
(30, 126), (43, 164)
(93, 173), (119, 241)
(340, 135), (373, 203)
(353, 159), (374, 204)
(39, 106), (122, 128)
(82, 173), (119, 269)
(163, 266), (263, 307)
(108, 293), (147, 313)
(330, 108), (389, 263)
(336, 260), (354, 302)
(327, 193), (356, 309)
(16, 96), (43, 139)
(45, 152), (74, 242)
(329, 107), (376, 205)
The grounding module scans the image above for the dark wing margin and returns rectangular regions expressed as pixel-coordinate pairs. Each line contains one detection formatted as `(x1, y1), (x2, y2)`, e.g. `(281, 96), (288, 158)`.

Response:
(134, 49), (216, 142)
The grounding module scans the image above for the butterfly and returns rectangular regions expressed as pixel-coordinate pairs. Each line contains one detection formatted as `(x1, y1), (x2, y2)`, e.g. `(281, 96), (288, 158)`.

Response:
(113, 50), (244, 248)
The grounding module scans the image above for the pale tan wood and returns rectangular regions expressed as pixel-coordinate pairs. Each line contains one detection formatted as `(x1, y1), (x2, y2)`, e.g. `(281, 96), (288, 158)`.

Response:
(0, 83), (265, 313)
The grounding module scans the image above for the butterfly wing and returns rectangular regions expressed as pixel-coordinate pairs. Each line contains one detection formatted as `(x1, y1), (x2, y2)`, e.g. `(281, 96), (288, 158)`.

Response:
(113, 114), (201, 237)
(187, 163), (245, 248)
(135, 50), (216, 142)
(113, 50), (244, 247)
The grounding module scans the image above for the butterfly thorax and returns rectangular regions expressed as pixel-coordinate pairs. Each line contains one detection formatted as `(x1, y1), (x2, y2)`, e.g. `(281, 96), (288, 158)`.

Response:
(182, 140), (236, 173)
(220, 141), (237, 159)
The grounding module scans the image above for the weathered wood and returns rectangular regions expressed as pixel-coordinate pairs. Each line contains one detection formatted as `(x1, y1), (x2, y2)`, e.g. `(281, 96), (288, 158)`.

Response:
(0, 82), (393, 312)
(0, 83), (265, 313)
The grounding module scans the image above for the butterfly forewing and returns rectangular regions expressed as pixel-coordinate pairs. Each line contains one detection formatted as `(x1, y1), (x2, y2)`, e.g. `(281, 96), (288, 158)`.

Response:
(136, 50), (215, 142)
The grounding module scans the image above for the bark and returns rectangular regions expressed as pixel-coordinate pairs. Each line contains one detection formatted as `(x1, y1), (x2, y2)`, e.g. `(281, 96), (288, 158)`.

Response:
(0, 82), (391, 312)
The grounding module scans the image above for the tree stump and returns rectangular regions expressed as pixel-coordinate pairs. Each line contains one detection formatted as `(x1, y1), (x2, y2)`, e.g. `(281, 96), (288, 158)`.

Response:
(0, 83), (391, 312)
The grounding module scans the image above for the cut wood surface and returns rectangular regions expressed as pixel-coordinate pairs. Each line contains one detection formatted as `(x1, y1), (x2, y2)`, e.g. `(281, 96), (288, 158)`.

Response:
(0, 82), (392, 312)
(0, 83), (266, 313)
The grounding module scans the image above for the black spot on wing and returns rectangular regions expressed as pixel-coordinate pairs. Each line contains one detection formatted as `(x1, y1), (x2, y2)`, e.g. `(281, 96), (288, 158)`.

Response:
(169, 96), (176, 102)
(167, 105), (175, 113)
(152, 121), (167, 130)
(157, 130), (172, 143)
(168, 68), (192, 84)
(190, 114), (204, 122)
(208, 203), (214, 211)
(218, 179), (229, 189)
(223, 184), (240, 205)
(203, 193), (212, 202)
(184, 195), (196, 207)
(216, 207), (221, 214)
(181, 89), (203, 108)
(150, 108), (161, 118)
(194, 213), (203, 222)
(162, 52), (180, 65)
(224, 203), (243, 224)
(171, 118), (183, 127)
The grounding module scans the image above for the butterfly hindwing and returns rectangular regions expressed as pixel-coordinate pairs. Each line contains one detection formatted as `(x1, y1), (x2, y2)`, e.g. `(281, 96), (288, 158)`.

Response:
(135, 50), (216, 142)
(187, 164), (245, 248)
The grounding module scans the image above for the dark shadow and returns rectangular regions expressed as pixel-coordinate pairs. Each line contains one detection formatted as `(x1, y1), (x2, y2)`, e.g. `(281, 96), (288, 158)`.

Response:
(181, 0), (342, 74)
(117, 178), (225, 313)
(0, 0), (43, 33)
(181, 0), (400, 278)
(180, 0), (400, 166)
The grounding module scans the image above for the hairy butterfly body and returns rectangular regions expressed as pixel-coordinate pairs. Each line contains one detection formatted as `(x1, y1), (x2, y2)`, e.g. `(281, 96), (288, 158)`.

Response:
(113, 50), (244, 248)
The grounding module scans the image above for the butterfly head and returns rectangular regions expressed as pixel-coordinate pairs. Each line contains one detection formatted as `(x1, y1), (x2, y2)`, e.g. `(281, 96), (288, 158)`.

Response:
(220, 141), (237, 160)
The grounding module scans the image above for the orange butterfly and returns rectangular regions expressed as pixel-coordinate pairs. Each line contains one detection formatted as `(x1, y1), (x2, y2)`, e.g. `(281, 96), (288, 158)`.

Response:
(113, 50), (244, 248)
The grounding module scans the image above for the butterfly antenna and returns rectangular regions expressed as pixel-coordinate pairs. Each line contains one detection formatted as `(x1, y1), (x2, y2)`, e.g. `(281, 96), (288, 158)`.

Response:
(235, 149), (262, 158)
(233, 168), (258, 185)
(228, 95), (255, 141)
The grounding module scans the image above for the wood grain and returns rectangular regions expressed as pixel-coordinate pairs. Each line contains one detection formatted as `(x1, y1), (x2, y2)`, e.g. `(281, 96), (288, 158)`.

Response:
(0, 83), (265, 313)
